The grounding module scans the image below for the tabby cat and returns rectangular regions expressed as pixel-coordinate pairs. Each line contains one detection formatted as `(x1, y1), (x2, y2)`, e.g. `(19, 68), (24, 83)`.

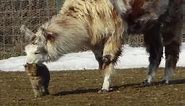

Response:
(24, 63), (50, 97)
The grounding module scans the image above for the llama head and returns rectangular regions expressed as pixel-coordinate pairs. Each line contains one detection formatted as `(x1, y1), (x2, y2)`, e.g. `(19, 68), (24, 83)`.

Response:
(21, 24), (58, 63)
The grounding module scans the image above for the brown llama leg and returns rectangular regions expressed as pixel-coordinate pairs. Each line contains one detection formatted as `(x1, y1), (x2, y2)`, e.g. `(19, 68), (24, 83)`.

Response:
(143, 22), (163, 85)
(161, 0), (183, 84)
(162, 28), (181, 84)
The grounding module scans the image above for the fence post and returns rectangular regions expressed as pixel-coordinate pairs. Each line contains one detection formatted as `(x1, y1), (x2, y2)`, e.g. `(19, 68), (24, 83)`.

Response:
(181, 3), (185, 42)
(56, 0), (64, 13)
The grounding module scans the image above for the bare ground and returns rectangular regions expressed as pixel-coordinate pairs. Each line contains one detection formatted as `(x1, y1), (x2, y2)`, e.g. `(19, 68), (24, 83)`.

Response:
(1, 68), (185, 106)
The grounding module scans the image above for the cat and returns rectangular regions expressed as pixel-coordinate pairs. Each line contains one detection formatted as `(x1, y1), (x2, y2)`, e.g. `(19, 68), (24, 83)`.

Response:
(24, 63), (50, 97)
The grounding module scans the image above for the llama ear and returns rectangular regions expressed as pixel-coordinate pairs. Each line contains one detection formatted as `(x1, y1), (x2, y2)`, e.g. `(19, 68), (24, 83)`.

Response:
(41, 27), (57, 41)
(20, 25), (35, 41)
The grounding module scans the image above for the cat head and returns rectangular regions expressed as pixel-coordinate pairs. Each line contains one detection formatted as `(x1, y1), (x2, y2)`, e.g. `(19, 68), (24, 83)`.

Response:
(24, 63), (39, 76)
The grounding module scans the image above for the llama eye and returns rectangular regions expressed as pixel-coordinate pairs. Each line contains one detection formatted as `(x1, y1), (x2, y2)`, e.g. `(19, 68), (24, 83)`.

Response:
(32, 42), (38, 45)
(34, 51), (40, 54)
(32, 42), (35, 45)
(31, 36), (36, 41)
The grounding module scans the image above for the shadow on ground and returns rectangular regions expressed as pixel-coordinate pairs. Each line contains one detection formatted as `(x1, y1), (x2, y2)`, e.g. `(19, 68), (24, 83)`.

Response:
(54, 79), (185, 96)
(53, 88), (100, 96)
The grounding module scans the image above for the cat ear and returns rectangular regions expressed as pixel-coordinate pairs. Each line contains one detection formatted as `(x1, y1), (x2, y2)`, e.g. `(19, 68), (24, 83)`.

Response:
(24, 63), (30, 68)
(24, 64), (28, 68)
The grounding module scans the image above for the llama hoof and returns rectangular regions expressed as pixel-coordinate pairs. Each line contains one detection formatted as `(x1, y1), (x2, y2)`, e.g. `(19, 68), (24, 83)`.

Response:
(98, 89), (109, 93)
(143, 80), (151, 86)
(98, 88), (113, 93)
(160, 80), (169, 85)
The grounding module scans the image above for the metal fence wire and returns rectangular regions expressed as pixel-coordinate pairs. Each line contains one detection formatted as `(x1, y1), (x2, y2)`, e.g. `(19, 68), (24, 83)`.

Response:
(0, 0), (61, 59)
(0, 0), (184, 59)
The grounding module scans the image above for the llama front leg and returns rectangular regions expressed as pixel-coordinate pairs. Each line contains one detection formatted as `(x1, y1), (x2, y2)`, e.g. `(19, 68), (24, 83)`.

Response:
(99, 37), (122, 92)
(102, 36), (122, 70)
(100, 63), (113, 92)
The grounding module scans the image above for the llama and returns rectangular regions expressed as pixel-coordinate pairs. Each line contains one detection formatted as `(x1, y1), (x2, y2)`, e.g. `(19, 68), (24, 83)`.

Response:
(21, 0), (124, 92)
(112, 0), (184, 84)
(24, 63), (50, 97)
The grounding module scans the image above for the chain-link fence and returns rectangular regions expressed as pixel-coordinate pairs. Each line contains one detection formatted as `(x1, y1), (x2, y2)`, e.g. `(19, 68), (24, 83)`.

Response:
(0, 0), (64, 59)
(0, 0), (184, 59)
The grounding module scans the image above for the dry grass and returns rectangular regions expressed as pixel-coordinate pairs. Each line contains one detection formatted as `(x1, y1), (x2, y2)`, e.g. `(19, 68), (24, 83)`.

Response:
(1, 68), (185, 106)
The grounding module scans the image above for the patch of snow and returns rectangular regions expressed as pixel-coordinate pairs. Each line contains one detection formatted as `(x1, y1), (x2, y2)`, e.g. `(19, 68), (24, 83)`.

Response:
(0, 44), (185, 72)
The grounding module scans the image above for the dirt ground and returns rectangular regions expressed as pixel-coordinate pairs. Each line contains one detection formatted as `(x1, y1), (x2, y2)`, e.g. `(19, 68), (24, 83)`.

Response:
(1, 68), (185, 106)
